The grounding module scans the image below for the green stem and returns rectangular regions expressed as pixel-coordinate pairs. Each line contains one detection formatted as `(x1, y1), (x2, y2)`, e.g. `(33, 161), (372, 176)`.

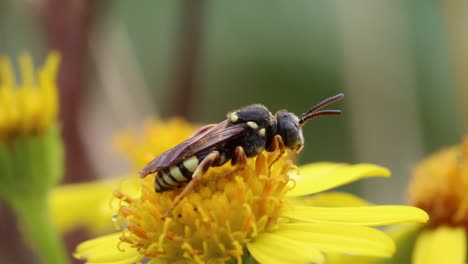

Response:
(9, 194), (70, 264)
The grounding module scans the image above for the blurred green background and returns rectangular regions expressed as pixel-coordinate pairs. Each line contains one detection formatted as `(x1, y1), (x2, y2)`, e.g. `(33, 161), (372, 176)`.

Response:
(0, 0), (465, 262)
(0, 0), (467, 202)
(1, 0), (465, 205)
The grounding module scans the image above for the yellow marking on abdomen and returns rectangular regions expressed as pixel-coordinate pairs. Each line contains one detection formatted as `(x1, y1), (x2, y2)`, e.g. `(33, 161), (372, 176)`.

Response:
(170, 166), (187, 182)
(183, 156), (199, 173)
(162, 171), (178, 186)
(157, 173), (171, 188)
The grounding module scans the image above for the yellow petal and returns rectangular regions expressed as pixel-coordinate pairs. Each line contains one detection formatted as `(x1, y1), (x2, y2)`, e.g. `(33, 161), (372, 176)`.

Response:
(19, 53), (35, 87)
(413, 226), (466, 264)
(39, 51), (60, 130)
(327, 224), (423, 264)
(19, 88), (41, 133)
(49, 181), (116, 234)
(288, 163), (390, 197)
(248, 232), (325, 264)
(283, 205), (428, 226)
(271, 223), (395, 257)
(0, 55), (15, 89)
(49, 176), (140, 234)
(74, 233), (139, 264)
(300, 191), (371, 207)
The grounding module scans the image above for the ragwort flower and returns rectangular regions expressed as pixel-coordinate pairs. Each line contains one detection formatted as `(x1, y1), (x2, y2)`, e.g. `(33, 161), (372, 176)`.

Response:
(0, 52), (69, 264)
(75, 148), (428, 263)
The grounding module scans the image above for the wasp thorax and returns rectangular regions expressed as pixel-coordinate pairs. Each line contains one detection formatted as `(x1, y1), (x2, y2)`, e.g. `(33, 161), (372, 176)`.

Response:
(275, 111), (304, 152)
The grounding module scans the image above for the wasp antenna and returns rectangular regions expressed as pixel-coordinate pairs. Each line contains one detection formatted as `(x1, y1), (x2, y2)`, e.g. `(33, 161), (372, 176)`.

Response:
(300, 93), (344, 119)
(299, 110), (341, 125)
(299, 93), (344, 126)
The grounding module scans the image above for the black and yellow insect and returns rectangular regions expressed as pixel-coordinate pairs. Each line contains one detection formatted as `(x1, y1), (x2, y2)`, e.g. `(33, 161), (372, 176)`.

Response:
(139, 93), (344, 218)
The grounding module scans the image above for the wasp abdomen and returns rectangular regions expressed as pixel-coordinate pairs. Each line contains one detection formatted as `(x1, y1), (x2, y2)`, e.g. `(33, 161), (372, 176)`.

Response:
(155, 156), (201, 192)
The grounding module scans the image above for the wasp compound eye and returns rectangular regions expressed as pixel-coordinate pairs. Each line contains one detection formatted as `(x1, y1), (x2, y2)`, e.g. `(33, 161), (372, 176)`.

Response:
(276, 112), (304, 150)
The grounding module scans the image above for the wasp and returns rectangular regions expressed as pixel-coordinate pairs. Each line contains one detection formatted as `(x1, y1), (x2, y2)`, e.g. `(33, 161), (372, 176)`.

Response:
(139, 93), (344, 218)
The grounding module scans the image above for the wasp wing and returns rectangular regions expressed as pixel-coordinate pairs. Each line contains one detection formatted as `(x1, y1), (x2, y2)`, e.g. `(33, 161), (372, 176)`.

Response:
(176, 122), (247, 158)
(139, 120), (246, 177)
(189, 123), (216, 137)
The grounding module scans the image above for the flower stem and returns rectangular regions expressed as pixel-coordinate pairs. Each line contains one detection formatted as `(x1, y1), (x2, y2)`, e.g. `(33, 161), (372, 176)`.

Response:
(9, 194), (70, 264)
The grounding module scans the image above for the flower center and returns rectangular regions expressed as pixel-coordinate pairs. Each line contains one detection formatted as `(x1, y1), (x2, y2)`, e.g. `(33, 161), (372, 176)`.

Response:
(115, 150), (294, 263)
(408, 137), (468, 228)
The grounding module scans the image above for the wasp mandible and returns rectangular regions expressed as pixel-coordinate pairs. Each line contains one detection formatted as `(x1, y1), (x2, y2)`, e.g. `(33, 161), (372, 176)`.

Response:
(139, 93), (344, 218)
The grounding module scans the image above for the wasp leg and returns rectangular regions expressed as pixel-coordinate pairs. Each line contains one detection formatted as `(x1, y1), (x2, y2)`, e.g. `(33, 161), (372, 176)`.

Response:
(268, 135), (286, 170)
(162, 151), (220, 219)
(231, 146), (247, 167)
(222, 146), (248, 178)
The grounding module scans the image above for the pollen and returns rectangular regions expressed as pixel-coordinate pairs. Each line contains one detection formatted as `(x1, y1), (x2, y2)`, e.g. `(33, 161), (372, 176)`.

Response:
(114, 150), (293, 263)
(408, 137), (468, 228)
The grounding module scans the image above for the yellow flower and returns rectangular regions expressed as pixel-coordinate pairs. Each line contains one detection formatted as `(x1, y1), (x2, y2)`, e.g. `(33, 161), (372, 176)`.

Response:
(114, 118), (198, 169)
(0, 52), (70, 264)
(49, 118), (197, 234)
(0, 52), (59, 143)
(329, 137), (468, 264)
(0, 51), (62, 199)
(75, 151), (428, 263)
(408, 137), (468, 264)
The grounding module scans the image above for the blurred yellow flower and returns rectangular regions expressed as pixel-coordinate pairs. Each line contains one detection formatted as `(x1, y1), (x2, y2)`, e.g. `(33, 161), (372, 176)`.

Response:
(408, 137), (468, 264)
(0, 51), (63, 199)
(0, 52), (59, 143)
(114, 118), (198, 169)
(0, 52), (70, 264)
(75, 149), (428, 263)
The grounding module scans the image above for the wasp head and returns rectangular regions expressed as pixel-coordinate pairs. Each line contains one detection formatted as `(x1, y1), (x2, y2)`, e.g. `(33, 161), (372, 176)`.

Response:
(275, 111), (304, 152)
(270, 93), (344, 153)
